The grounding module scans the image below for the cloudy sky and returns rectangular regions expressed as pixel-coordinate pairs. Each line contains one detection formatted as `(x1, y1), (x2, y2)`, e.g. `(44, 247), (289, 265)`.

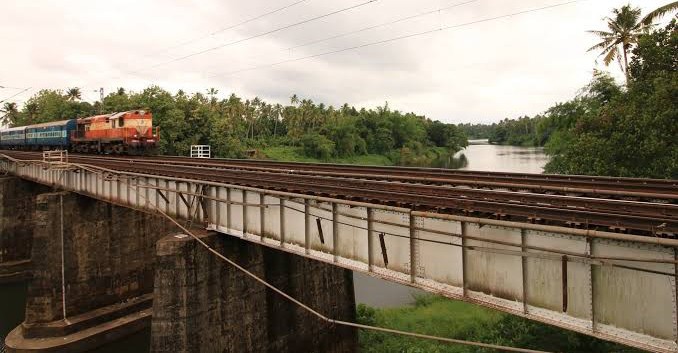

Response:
(0, 0), (669, 123)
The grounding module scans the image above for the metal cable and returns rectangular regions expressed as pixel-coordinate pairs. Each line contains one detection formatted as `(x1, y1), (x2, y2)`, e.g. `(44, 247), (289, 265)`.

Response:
(131, 0), (379, 74)
(155, 206), (553, 353)
(60, 164), (554, 353)
(148, 0), (310, 56)
(210, 0), (587, 78)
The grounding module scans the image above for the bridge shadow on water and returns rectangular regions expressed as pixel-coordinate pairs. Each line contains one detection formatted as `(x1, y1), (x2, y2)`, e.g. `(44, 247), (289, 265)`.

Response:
(0, 282), (26, 353)
(0, 282), (151, 353)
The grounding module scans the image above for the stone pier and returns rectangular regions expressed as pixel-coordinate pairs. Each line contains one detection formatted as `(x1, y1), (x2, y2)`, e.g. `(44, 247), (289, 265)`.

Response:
(151, 232), (357, 353)
(5, 191), (176, 353)
(0, 177), (48, 283)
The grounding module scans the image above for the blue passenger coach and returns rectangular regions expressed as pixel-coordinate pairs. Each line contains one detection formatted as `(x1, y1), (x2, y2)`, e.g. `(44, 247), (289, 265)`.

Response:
(25, 120), (76, 148)
(0, 126), (27, 147)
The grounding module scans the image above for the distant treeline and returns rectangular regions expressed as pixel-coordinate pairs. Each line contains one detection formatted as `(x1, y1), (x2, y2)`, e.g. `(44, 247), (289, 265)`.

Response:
(2, 89), (467, 166)
(459, 20), (676, 178)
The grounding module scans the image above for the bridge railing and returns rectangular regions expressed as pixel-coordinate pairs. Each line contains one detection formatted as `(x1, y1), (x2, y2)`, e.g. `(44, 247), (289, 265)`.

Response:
(1, 156), (676, 353)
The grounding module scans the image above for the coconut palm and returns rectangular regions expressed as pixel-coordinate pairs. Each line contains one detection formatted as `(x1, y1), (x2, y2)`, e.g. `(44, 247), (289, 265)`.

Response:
(207, 88), (219, 106)
(641, 1), (678, 25)
(1, 102), (19, 127)
(24, 102), (38, 124)
(587, 4), (645, 82)
(65, 87), (82, 101)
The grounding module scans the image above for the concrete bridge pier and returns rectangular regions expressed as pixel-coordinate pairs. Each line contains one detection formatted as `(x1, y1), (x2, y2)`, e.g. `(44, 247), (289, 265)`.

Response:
(151, 232), (358, 353)
(4, 187), (358, 353)
(5, 191), (176, 353)
(0, 177), (48, 283)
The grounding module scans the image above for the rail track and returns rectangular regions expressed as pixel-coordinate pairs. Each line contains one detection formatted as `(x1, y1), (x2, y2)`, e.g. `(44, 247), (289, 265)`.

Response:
(63, 153), (678, 201)
(2, 151), (676, 236)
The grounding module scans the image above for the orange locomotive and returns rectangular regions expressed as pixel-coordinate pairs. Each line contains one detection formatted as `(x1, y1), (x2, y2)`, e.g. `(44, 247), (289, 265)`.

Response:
(71, 110), (159, 154)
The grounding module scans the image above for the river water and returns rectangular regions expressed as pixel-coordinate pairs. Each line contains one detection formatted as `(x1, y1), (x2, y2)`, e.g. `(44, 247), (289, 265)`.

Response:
(353, 141), (549, 308)
(0, 141), (548, 352)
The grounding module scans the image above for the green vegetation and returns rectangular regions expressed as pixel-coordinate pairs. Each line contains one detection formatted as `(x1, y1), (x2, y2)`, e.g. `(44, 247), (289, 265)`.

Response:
(456, 123), (494, 140)
(261, 146), (394, 165)
(3, 89), (468, 167)
(460, 12), (677, 179)
(357, 295), (643, 353)
(586, 4), (645, 82)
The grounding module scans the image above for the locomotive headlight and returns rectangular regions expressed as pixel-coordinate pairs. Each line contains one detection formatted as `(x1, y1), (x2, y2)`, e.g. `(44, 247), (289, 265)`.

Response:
(134, 134), (138, 138)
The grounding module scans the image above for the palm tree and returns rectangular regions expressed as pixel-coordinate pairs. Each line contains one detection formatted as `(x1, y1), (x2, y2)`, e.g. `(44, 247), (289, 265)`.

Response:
(587, 5), (645, 82)
(1, 102), (19, 127)
(207, 88), (219, 107)
(65, 87), (82, 101)
(24, 102), (38, 124)
(641, 1), (678, 26)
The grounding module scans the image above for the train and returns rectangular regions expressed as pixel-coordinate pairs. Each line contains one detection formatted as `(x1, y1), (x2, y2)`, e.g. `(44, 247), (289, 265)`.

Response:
(0, 110), (158, 155)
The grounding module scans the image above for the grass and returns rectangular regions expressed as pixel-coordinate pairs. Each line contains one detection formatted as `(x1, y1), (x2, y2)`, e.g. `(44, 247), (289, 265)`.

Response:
(259, 146), (394, 166)
(357, 294), (644, 353)
(357, 295), (501, 353)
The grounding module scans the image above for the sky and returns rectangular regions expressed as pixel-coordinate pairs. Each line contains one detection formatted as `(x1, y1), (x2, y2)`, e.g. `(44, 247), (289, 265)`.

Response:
(0, 0), (670, 123)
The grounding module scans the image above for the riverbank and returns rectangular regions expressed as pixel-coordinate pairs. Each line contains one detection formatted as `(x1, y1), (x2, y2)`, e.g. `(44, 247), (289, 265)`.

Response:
(259, 145), (465, 167)
(357, 295), (643, 353)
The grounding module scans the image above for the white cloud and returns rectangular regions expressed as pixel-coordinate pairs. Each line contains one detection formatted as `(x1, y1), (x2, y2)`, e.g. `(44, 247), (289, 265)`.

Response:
(0, 0), (669, 122)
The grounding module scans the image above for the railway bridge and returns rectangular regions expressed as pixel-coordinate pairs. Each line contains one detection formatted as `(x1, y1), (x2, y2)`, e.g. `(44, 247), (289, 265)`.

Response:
(0, 151), (677, 353)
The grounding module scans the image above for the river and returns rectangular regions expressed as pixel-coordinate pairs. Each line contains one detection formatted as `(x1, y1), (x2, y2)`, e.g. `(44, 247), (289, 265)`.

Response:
(0, 141), (548, 352)
(353, 140), (549, 308)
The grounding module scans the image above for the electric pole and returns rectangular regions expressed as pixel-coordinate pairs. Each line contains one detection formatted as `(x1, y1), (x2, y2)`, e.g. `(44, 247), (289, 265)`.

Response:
(93, 88), (104, 113)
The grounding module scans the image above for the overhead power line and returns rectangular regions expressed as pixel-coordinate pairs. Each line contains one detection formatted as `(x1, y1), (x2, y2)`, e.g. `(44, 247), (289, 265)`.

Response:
(0, 87), (32, 104)
(0, 85), (23, 90)
(287, 0), (478, 51)
(209, 0), (587, 79)
(149, 0), (310, 56)
(130, 0), (379, 75)
(200, 0), (477, 73)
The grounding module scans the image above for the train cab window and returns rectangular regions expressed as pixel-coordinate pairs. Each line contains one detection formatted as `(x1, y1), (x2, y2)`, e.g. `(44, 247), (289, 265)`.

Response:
(112, 120), (117, 128)
(119, 117), (124, 127)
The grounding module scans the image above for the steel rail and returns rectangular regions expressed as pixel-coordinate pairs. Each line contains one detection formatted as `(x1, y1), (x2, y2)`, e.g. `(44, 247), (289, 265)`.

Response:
(167, 155), (677, 188)
(33, 156), (677, 235)
(3, 151), (676, 216)
(53, 155), (678, 219)
(8, 154), (678, 247)
(12, 151), (676, 200)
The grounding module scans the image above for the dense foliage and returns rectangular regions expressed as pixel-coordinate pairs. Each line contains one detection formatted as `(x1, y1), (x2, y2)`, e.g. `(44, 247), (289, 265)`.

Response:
(4, 89), (467, 166)
(357, 295), (642, 353)
(461, 20), (677, 178)
(545, 21), (677, 178)
(456, 123), (494, 140)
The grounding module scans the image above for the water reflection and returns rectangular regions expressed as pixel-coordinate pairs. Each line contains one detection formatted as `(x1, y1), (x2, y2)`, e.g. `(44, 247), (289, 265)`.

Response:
(87, 328), (150, 353)
(456, 141), (548, 174)
(0, 282), (27, 353)
(353, 272), (423, 308)
(430, 153), (468, 169)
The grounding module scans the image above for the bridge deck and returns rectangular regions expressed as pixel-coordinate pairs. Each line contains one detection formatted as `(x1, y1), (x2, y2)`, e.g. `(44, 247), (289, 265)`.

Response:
(1, 152), (677, 353)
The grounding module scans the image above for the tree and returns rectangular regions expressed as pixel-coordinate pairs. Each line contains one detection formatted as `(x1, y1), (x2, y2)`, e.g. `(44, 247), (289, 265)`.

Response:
(206, 88), (219, 106)
(587, 4), (645, 82)
(1, 102), (19, 127)
(23, 102), (39, 124)
(65, 87), (82, 101)
(546, 21), (677, 178)
(641, 1), (678, 25)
